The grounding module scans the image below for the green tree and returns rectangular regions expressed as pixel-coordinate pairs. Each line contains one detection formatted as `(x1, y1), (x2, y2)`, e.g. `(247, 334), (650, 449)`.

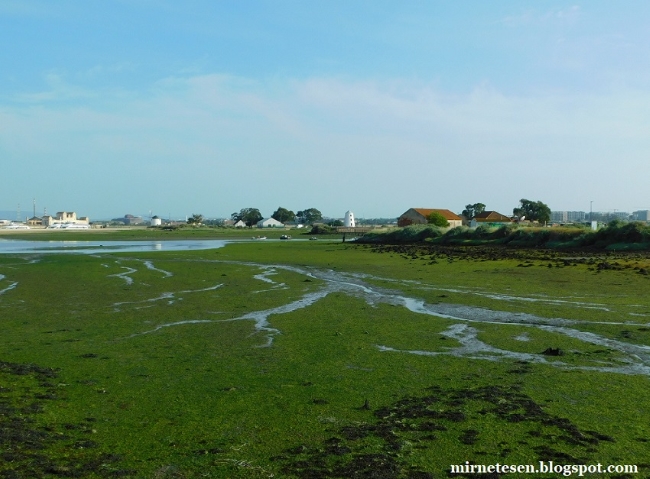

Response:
(461, 203), (486, 219)
(231, 208), (263, 227)
(271, 207), (295, 224)
(513, 199), (551, 224)
(427, 212), (450, 227)
(187, 213), (203, 225)
(296, 208), (322, 224)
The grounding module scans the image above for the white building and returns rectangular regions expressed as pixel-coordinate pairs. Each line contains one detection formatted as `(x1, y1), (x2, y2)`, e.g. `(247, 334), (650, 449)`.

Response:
(344, 211), (356, 227)
(257, 218), (284, 228)
(151, 216), (162, 226)
(43, 211), (90, 227)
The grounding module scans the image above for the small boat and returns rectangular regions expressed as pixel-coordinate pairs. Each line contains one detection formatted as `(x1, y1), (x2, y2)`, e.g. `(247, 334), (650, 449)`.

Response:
(3, 223), (30, 229)
(61, 223), (90, 230)
(252, 236), (267, 240)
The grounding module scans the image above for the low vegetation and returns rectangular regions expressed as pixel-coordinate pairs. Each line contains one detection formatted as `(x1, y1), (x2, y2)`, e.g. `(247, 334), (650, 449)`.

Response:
(359, 220), (650, 250)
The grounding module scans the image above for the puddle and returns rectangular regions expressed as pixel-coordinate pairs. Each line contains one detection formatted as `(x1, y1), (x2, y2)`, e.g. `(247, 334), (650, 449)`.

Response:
(0, 281), (18, 296)
(0, 274), (18, 296)
(112, 284), (223, 311)
(252, 286), (288, 294)
(253, 268), (279, 284)
(252, 267), (288, 293)
(113, 293), (175, 309)
(128, 319), (216, 337)
(108, 266), (137, 285)
(142, 260), (173, 278)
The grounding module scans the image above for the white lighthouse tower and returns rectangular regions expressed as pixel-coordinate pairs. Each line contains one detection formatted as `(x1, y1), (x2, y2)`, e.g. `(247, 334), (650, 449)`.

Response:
(344, 210), (356, 228)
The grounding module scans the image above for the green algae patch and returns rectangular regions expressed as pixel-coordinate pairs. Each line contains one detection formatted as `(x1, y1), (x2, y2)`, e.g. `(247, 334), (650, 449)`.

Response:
(1, 243), (650, 477)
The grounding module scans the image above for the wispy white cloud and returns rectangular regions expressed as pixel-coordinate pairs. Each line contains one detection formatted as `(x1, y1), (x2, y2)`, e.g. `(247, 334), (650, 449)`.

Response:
(2, 74), (650, 216)
(12, 72), (99, 103)
(82, 63), (135, 78)
(0, 0), (54, 16)
(501, 5), (581, 26)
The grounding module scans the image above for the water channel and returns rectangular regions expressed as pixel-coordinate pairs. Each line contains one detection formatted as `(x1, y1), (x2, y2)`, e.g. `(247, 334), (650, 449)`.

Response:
(0, 239), (229, 254)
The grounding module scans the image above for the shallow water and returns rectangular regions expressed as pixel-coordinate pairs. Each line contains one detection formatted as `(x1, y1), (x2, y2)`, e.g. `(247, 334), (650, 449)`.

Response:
(109, 266), (137, 285)
(0, 239), (229, 254)
(0, 281), (18, 295)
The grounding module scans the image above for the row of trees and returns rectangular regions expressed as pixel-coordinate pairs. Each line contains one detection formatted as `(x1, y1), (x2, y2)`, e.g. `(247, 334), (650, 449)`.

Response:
(191, 199), (551, 228)
(513, 199), (551, 224)
(461, 203), (486, 220)
(230, 207), (323, 227)
(460, 199), (551, 224)
(187, 214), (203, 225)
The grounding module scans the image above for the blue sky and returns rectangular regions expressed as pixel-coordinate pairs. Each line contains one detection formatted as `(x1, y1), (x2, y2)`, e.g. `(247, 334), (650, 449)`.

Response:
(2, 1), (650, 220)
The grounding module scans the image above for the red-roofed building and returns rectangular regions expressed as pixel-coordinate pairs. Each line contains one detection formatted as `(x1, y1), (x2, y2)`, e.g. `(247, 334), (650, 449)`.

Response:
(469, 211), (513, 228)
(398, 208), (463, 228)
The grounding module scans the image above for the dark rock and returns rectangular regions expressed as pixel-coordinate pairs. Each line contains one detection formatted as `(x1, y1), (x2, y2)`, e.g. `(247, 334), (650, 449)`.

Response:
(541, 347), (564, 356)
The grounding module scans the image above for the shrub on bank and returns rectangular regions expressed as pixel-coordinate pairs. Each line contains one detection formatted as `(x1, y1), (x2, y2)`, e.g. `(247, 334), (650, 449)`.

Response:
(359, 225), (445, 244)
(357, 221), (650, 250)
(595, 221), (650, 244)
(308, 224), (337, 235)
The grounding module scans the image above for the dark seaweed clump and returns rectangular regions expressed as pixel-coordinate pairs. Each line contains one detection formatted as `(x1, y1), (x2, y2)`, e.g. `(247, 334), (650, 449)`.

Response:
(0, 360), (135, 478)
(357, 243), (650, 278)
(276, 385), (618, 479)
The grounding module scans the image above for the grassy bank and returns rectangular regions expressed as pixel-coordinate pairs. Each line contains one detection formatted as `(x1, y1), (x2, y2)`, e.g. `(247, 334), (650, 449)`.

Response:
(358, 221), (650, 251)
(1, 241), (649, 477)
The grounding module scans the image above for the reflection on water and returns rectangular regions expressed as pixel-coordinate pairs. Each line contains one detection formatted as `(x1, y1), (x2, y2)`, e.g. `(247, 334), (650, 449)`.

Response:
(0, 239), (228, 254)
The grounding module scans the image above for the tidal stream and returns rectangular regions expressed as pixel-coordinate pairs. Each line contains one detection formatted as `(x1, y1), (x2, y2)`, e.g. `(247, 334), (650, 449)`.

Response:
(115, 258), (650, 376)
(2, 250), (648, 375)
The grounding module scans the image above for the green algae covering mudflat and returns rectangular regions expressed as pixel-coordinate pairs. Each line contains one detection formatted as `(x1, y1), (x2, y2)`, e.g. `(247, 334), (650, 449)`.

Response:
(1, 241), (649, 477)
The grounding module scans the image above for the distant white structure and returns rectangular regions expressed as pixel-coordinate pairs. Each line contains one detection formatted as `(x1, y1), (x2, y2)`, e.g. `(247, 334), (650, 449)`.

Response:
(151, 216), (162, 226)
(257, 218), (284, 228)
(344, 210), (356, 228)
(42, 211), (90, 227)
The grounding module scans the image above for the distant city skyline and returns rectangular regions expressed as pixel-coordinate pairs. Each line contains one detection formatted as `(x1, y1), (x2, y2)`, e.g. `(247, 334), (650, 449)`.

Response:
(2, 2), (650, 219)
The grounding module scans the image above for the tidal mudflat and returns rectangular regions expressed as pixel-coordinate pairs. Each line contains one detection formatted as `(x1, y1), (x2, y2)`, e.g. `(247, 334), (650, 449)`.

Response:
(1, 241), (649, 477)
